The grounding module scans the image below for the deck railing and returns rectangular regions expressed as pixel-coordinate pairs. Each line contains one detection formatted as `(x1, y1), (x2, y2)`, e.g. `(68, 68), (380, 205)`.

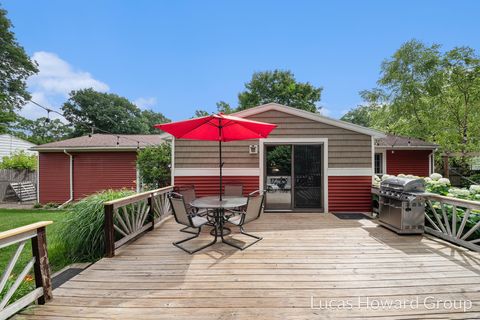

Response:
(424, 193), (480, 252)
(0, 222), (53, 319)
(104, 186), (173, 257)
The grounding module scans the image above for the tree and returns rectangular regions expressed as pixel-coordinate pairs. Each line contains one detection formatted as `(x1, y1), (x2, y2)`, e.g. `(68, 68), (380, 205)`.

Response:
(11, 116), (73, 144)
(62, 89), (150, 136)
(141, 109), (170, 133)
(137, 144), (171, 188)
(237, 70), (322, 113)
(194, 109), (210, 117)
(0, 7), (38, 132)
(360, 40), (480, 156)
(341, 105), (377, 127)
(216, 101), (233, 114)
(0, 150), (36, 171)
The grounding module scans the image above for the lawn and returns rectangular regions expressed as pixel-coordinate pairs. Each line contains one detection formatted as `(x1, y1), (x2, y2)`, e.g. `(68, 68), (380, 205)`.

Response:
(0, 208), (70, 275)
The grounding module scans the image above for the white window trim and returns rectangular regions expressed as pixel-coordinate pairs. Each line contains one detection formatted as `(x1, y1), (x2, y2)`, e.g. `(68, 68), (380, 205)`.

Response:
(374, 150), (387, 175)
(259, 137), (329, 213)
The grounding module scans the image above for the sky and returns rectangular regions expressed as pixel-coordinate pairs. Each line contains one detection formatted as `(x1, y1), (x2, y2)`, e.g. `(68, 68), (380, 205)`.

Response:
(3, 0), (480, 121)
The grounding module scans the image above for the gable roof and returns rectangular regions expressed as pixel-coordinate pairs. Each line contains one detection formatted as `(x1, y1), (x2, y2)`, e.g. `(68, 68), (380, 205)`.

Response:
(376, 134), (437, 149)
(232, 103), (386, 138)
(31, 134), (167, 151)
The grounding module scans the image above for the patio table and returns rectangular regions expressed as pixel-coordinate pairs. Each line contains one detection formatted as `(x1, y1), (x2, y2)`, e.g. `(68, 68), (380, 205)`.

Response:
(190, 196), (247, 240)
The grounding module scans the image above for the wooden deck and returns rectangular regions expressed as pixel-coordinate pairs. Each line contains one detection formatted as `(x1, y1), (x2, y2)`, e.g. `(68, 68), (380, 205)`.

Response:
(16, 213), (480, 319)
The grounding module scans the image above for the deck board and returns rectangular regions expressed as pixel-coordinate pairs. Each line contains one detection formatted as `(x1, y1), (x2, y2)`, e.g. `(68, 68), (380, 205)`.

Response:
(16, 213), (480, 319)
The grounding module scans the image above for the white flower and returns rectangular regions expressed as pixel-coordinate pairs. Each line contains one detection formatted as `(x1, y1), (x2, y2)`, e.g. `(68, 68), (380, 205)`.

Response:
(430, 173), (443, 181)
(469, 185), (480, 194)
(424, 177), (432, 183)
(448, 188), (470, 197)
(438, 178), (451, 185)
(381, 174), (391, 181)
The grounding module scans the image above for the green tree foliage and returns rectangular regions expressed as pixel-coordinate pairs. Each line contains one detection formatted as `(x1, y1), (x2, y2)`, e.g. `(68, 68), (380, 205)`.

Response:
(237, 70), (322, 113)
(62, 89), (169, 136)
(137, 144), (171, 188)
(140, 109), (170, 133)
(0, 7), (39, 133)
(340, 105), (378, 127)
(349, 40), (480, 155)
(216, 101), (233, 114)
(0, 151), (37, 171)
(191, 71), (323, 117)
(193, 109), (210, 118)
(11, 116), (73, 144)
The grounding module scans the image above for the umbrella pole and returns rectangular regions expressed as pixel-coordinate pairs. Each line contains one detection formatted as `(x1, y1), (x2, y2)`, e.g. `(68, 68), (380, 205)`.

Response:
(219, 139), (222, 201)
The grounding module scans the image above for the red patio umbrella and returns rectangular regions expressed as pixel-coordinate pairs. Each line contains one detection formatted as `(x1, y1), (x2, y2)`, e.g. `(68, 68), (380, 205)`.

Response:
(155, 113), (277, 200)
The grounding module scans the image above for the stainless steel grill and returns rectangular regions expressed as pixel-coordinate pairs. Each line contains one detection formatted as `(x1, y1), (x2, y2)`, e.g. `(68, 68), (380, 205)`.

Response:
(378, 177), (425, 234)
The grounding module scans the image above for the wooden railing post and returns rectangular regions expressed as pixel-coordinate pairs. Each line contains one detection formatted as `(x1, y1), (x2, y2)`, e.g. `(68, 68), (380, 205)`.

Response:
(104, 204), (115, 257)
(31, 226), (52, 304)
(147, 194), (155, 231)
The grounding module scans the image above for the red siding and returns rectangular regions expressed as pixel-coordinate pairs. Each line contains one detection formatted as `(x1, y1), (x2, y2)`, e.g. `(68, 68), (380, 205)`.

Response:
(39, 153), (70, 204)
(73, 152), (137, 200)
(386, 150), (431, 177)
(174, 176), (259, 197)
(328, 176), (372, 212)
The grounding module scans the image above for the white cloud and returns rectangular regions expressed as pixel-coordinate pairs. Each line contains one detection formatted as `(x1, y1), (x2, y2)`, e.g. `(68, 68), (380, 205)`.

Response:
(21, 51), (109, 120)
(320, 107), (331, 117)
(134, 97), (157, 109)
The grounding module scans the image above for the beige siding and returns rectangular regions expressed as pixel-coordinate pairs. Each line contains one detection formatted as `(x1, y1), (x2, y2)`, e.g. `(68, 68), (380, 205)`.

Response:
(174, 109), (372, 169)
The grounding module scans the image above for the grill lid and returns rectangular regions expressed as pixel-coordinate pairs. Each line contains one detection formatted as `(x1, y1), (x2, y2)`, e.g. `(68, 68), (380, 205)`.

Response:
(380, 177), (425, 193)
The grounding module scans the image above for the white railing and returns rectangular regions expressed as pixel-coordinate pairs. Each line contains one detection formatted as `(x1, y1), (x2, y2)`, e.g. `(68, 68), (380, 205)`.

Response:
(0, 222), (53, 319)
(104, 186), (173, 257)
(424, 194), (480, 252)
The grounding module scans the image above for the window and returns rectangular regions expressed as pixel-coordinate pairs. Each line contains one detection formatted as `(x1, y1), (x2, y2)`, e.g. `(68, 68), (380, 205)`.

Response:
(374, 153), (384, 175)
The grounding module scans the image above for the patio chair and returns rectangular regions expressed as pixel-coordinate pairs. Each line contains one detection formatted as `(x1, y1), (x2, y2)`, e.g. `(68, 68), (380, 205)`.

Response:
(223, 190), (265, 250)
(175, 185), (209, 234)
(169, 192), (215, 254)
(224, 184), (243, 197)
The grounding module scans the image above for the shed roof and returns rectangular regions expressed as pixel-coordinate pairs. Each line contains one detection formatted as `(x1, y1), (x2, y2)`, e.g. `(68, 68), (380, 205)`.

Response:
(376, 134), (437, 149)
(31, 134), (167, 151)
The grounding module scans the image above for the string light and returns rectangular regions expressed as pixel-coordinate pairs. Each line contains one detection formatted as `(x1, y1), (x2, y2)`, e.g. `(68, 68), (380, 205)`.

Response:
(28, 99), (156, 148)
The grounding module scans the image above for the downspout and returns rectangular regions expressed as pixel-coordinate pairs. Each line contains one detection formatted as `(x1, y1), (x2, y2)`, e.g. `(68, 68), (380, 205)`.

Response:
(60, 149), (73, 207)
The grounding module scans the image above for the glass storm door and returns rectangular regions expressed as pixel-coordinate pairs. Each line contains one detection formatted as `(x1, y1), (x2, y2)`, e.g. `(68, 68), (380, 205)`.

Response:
(293, 145), (323, 209)
(265, 145), (292, 210)
(264, 144), (323, 211)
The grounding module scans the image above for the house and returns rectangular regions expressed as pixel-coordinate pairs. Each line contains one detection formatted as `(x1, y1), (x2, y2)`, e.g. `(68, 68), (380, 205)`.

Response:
(33, 103), (436, 209)
(0, 134), (37, 161)
(31, 134), (165, 204)
(171, 103), (437, 213)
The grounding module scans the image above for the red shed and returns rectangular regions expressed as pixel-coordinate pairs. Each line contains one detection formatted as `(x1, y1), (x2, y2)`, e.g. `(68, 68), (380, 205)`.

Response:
(32, 134), (165, 204)
(374, 135), (437, 177)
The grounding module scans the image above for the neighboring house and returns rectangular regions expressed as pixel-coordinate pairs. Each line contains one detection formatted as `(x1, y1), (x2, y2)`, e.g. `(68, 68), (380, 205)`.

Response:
(0, 134), (37, 161)
(31, 134), (166, 204)
(171, 103), (437, 213)
(374, 134), (437, 177)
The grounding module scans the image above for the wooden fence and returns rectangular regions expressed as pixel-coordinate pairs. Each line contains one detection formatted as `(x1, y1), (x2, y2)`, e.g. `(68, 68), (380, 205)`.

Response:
(104, 186), (174, 257)
(0, 222), (53, 319)
(425, 194), (480, 252)
(0, 169), (36, 201)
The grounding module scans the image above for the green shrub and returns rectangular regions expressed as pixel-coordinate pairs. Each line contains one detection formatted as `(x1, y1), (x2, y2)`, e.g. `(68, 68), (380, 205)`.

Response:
(137, 144), (171, 189)
(55, 189), (135, 262)
(0, 151), (37, 171)
(33, 202), (43, 209)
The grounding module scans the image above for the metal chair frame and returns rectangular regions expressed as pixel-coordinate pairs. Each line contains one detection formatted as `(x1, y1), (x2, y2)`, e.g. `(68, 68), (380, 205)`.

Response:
(169, 193), (216, 254)
(223, 190), (265, 250)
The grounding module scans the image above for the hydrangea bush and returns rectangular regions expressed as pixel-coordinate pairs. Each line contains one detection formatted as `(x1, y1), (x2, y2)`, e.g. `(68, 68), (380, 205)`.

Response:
(373, 172), (480, 241)
(374, 172), (480, 201)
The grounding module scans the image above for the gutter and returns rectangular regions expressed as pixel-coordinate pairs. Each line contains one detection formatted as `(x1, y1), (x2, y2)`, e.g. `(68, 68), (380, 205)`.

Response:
(60, 149), (74, 207)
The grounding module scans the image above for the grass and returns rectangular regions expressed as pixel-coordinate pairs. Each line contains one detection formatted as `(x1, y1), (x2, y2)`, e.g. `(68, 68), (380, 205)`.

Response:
(0, 208), (70, 275)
